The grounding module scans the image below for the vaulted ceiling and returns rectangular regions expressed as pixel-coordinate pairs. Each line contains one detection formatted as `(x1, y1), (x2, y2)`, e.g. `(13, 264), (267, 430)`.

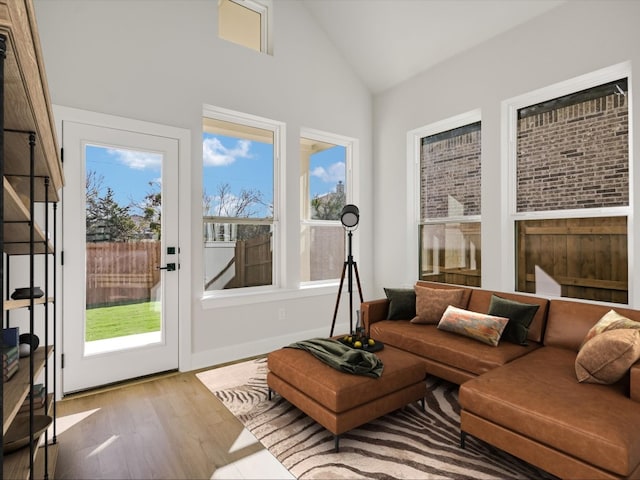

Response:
(302, 0), (566, 94)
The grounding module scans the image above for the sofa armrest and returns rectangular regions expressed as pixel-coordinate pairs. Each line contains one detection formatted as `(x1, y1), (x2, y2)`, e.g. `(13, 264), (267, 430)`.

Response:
(631, 361), (640, 402)
(361, 299), (389, 331)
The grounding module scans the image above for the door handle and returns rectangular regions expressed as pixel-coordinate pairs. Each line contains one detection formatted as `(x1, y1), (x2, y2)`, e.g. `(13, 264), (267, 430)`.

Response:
(158, 263), (176, 271)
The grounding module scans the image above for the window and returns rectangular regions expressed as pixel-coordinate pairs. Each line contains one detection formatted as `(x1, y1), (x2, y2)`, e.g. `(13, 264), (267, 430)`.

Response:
(300, 130), (354, 283)
(510, 68), (629, 303)
(202, 106), (283, 293)
(417, 115), (482, 287)
(218, 0), (271, 54)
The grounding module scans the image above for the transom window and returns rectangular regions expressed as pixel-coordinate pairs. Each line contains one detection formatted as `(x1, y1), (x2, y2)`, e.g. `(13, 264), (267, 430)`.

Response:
(218, 0), (271, 54)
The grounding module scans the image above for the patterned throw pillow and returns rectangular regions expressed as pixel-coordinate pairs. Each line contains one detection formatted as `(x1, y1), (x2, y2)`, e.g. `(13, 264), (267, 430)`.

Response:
(580, 310), (640, 350)
(410, 286), (466, 325)
(487, 295), (539, 346)
(437, 305), (509, 346)
(575, 328), (640, 384)
(384, 288), (416, 320)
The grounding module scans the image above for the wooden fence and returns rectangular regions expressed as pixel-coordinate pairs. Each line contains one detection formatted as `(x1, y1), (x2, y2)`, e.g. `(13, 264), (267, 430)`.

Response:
(86, 241), (161, 307)
(225, 235), (272, 288)
(516, 217), (627, 303)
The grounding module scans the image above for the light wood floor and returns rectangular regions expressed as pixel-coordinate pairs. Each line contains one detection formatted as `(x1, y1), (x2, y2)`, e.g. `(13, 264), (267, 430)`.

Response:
(53, 368), (266, 479)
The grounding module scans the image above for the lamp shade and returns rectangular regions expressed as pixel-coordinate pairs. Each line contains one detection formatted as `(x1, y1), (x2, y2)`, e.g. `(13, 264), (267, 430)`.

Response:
(340, 204), (359, 228)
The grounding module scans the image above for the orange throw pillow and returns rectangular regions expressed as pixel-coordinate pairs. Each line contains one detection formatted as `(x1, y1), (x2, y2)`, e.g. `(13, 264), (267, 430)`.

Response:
(576, 328), (640, 384)
(411, 286), (466, 325)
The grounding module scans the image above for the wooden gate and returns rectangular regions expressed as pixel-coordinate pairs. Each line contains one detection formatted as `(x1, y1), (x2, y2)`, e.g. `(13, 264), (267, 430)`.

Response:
(516, 217), (627, 303)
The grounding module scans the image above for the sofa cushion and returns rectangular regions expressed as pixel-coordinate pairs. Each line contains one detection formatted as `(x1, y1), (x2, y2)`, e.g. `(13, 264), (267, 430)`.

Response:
(459, 346), (640, 477)
(544, 300), (640, 352)
(575, 328), (640, 384)
(437, 306), (508, 346)
(369, 320), (540, 377)
(580, 309), (640, 349)
(411, 285), (466, 325)
(383, 287), (416, 320)
(487, 295), (539, 346)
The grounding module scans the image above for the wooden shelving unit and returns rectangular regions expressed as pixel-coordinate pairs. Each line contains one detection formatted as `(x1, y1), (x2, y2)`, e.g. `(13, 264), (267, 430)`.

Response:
(0, 0), (64, 478)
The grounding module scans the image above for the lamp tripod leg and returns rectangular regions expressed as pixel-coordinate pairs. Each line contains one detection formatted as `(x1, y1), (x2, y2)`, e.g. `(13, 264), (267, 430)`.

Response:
(352, 261), (364, 304)
(329, 261), (348, 337)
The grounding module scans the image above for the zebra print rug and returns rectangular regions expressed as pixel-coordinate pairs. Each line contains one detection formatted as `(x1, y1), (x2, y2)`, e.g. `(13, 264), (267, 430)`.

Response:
(197, 358), (556, 479)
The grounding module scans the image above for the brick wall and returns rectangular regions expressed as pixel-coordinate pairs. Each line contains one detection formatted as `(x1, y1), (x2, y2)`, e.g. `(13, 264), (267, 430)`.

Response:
(420, 127), (481, 219)
(517, 92), (628, 212)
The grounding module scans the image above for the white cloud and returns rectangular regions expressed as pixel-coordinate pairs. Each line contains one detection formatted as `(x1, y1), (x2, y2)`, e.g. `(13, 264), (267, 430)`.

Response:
(107, 148), (162, 170)
(203, 137), (252, 167)
(311, 161), (345, 183)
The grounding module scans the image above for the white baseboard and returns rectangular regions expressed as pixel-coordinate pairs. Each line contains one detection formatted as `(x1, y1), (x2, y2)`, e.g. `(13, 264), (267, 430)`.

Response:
(188, 322), (349, 371)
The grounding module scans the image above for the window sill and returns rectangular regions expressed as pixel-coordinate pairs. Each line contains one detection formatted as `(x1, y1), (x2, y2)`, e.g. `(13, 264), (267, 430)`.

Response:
(201, 282), (339, 309)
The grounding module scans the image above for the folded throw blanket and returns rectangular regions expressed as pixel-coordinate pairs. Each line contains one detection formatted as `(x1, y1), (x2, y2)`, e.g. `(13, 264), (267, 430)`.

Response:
(286, 337), (384, 378)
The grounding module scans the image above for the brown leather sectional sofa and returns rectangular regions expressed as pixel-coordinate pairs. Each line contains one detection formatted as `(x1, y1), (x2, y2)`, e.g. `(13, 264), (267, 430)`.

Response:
(361, 280), (640, 480)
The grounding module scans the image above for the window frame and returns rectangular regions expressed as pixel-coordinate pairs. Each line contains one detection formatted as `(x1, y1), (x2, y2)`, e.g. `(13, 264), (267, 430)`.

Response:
(201, 104), (285, 301)
(407, 109), (482, 284)
(503, 61), (632, 303)
(300, 127), (357, 287)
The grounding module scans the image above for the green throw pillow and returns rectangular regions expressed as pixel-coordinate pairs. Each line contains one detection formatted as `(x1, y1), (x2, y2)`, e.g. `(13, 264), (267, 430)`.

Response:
(487, 295), (539, 346)
(384, 288), (416, 320)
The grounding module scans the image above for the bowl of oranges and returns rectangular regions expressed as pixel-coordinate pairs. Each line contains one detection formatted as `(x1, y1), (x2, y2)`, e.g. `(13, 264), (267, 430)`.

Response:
(339, 327), (384, 352)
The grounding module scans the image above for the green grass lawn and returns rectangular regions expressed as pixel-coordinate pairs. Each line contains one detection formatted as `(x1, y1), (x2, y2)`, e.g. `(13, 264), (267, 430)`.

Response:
(85, 301), (161, 342)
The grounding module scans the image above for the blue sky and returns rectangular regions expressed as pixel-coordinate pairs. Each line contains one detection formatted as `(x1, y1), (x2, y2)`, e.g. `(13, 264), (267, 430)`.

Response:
(85, 144), (161, 209)
(85, 136), (346, 218)
(202, 133), (346, 218)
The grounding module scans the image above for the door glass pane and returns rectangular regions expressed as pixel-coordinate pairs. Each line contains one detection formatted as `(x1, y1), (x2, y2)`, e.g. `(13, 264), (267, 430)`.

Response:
(85, 145), (163, 354)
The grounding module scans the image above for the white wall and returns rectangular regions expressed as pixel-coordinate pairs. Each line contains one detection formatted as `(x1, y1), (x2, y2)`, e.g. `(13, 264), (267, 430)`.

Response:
(33, 0), (373, 370)
(372, 1), (640, 305)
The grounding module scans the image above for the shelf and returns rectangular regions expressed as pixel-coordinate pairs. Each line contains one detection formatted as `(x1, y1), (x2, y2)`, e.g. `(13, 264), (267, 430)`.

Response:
(2, 346), (53, 436)
(3, 417), (55, 480)
(3, 178), (52, 255)
(4, 395), (56, 480)
(3, 297), (53, 311)
(0, 1), (63, 201)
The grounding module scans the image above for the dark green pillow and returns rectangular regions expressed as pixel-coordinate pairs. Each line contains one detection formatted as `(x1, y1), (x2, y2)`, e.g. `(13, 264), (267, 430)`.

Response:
(384, 288), (416, 320)
(487, 295), (539, 345)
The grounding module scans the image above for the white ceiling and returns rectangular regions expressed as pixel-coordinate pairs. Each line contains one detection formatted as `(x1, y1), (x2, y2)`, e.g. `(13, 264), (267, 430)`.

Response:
(302, 0), (566, 94)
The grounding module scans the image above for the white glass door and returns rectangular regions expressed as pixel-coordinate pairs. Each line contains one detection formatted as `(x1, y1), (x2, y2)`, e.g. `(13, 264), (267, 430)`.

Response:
(61, 120), (179, 393)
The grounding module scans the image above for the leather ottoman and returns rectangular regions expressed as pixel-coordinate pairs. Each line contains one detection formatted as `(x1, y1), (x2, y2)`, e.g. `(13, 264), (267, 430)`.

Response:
(267, 344), (426, 451)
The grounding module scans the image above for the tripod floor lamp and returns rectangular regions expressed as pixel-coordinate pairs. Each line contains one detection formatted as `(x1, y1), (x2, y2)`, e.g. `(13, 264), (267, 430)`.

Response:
(330, 204), (364, 337)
